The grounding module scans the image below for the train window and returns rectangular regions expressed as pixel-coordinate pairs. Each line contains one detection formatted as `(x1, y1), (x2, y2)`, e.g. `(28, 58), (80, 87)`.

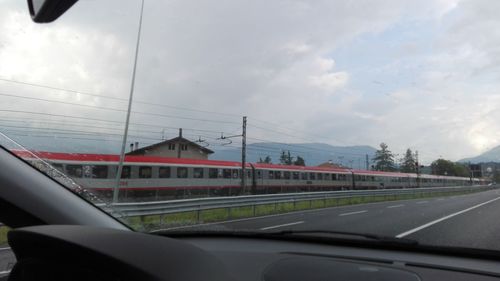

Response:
(92, 165), (109, 179)
(209, 168), (219, 178)
(223, 169), (232, 179)
(66, 165), (83, 178)
(317, 173), (323, 180)
(194, 168), (204, 178)
(292, 172), (299, 180)
(284, 171), (291, 180)
(269, 170), (274, 179)
(121, 166), (131, 179)
(139, 166), (152, 178)
(309, 173), (316, 180)
(168, 144), (176, 150)
(51, 163), (64, 172)
(232, 169), (239, 179)
(301, 173), (307, 180)
(159, 167), (171, 178)
(177, 167), (188, 178)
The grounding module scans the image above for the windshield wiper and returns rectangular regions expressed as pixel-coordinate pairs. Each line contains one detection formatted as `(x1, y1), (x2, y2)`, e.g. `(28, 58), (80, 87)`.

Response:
(269, 229), (419, 245)
(154, 228), (418, 246)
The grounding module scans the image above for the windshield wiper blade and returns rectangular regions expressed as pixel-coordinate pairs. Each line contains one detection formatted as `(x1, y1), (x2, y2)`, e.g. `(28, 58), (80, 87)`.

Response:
(271, 229), (418, 245)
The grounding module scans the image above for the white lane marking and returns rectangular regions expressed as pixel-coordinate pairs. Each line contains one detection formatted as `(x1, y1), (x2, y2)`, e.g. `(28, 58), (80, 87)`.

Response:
(387, 204), (404, 208)
(260, 221), (304, 230)
(0, 247), (10, 251)
(416, 201), (428, 204)
(0, 270), (10, 275)
(437, 198), (445, 201)
(396, 196), (500, 238)
(339, 210), (367, 216)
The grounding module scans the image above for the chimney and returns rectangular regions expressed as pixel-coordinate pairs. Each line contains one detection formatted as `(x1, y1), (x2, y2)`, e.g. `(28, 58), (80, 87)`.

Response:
(130, 143), (134, 152)
(134, 142), (139, 150)
(178, 128), (183, 138)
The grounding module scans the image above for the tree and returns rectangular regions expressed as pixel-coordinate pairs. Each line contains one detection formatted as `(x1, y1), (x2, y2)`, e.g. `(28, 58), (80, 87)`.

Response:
(373, 143), (396, 171)
(280, 150), (294, 165)
(258, 156), (272, 164)
(430, 159), (470, 177)
(400, 148), (416, 173)
(293, 156), (306, 166)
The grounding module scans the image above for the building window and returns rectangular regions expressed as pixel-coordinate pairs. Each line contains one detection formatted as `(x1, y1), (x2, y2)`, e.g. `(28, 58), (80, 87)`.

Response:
(309, 173), (316, 180)
(168, 143), (176, 150)
(274, 171), (281, 179)
(193, 168), (204, 178)
(317, 173), (323, 180)
(292, 172), (299, 180)
(268, 171), (274, 179)
(139, 166), (152, 178)
(181, 144), (188, 151)
(324, 173), (330, 180)
(119, 166), (131, 178)
(92, 165), (108, 179)
(159, 167), (170, 178)
(284, 171), (291, 180)
(301, 173), (307, 180)
(177, 167), (188, 178)
(66, 165), (83, 178)
(209, 168), (219, 178)
(332, 174), (337, 181)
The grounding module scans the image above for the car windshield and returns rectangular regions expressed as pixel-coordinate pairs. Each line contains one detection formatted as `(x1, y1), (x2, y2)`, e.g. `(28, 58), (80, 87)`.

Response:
(1, 0), (500, 252)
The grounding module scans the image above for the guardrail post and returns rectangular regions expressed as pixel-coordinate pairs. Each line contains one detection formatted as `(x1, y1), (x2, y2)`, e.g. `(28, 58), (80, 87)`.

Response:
(197, 206), (201, 223)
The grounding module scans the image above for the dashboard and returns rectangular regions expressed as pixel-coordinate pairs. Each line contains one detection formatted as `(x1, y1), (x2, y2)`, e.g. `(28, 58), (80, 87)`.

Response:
(6, 225), (500, 281)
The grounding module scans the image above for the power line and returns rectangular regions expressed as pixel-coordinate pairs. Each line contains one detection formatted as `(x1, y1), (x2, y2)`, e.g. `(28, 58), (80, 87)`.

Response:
(0, 92), (241, 125)
(0, 77), (242, 117)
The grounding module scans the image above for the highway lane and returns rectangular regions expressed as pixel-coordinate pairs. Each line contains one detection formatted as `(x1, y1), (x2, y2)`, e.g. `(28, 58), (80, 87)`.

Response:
(194, 188), (500, 250)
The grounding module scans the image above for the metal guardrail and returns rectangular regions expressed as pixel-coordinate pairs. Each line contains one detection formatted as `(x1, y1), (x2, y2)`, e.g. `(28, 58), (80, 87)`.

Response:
(108, 185), (493, 219)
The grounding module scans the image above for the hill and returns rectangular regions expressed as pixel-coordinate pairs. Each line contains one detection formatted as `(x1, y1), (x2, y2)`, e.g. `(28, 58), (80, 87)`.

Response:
(459, 145), (500, 163)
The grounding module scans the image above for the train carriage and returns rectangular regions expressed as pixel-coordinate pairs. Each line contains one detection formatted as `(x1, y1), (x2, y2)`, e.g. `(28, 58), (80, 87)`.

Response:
(13, 150), (489, 202)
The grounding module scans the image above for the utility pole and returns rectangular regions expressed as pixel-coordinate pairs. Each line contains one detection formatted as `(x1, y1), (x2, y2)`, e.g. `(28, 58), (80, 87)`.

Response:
(241, 116), (247, 194)
(113, 0), (145, 203)
(415, 150), (420, 188)
(216, 116), (247, 194)
(365, 154), (369, 170)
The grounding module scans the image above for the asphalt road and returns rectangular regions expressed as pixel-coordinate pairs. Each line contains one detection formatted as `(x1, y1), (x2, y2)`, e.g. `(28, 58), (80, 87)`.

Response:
(2, 188), (500, 273)
(190, 188), (500, 250)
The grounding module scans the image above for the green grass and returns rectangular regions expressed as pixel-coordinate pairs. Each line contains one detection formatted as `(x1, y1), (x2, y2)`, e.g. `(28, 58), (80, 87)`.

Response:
(0, 226), (10, 246)
(125, 188), (489, 231)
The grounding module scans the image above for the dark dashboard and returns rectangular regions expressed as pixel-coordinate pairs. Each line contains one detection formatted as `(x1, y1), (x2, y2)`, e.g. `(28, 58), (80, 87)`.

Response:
(6, 225), (500, 281)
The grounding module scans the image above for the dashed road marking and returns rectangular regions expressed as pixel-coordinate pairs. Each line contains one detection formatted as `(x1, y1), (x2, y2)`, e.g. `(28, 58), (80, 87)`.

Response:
(416, 201), (429, 204)
(339, 210), (367, 216)
(387, 204), (404, 208)
(260, 221), (304, 230)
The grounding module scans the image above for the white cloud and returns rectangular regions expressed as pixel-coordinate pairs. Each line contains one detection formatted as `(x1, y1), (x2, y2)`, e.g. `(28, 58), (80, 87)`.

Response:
(1, 0), (499, 163)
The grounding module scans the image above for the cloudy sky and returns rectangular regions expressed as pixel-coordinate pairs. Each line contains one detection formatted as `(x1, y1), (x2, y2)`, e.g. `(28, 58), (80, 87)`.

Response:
(1, 0), (500, 164)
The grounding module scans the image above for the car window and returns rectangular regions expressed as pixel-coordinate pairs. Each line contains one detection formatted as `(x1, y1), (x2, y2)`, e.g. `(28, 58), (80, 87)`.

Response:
(1, 0), (499, 257)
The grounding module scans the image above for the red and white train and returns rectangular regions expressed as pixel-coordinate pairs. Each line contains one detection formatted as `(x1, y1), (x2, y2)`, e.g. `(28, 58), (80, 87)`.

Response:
(15, 151), (488, 202)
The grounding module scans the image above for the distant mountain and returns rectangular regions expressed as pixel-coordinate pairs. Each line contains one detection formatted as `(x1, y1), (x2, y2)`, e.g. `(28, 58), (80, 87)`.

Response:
(459, 145), (500, 164)
(4, 135), (377, 169)
(213, 142), (377, 169)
